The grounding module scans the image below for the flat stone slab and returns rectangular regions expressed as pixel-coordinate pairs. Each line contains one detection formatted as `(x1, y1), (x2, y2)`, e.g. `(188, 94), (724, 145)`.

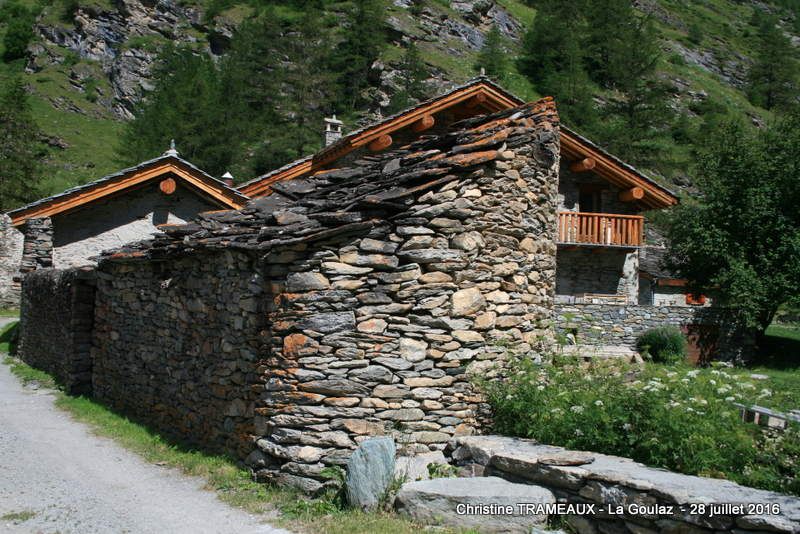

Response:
(395, 476), (555, 533)
(449, 435), (800, 529)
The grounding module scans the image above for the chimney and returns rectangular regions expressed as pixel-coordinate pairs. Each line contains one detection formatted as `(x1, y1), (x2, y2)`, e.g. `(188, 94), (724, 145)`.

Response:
(222, 171), (234, 187)
(324, 115), (344, 146)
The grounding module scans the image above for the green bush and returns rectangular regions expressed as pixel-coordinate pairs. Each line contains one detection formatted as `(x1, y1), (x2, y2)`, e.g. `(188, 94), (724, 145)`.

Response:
(637, 326), (688, 363)
(483, 357), (800, 495)
(3, 18), (35, 62)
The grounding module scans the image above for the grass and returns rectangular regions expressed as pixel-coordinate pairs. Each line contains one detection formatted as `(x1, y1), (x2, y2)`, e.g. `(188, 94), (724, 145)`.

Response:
(0, 510), (37, 523)
(0, 355), (447, 534)
(0, 320), (19, 355)
(0, 309), (19, 317)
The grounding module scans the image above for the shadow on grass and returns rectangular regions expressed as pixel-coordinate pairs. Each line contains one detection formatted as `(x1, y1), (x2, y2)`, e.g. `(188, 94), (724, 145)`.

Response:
(0, 321), (19, 355)
(757, 324), (800, 370)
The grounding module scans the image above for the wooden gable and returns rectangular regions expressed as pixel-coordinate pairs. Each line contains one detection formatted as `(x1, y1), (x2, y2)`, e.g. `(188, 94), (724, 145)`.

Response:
(8, 156), (250, 226)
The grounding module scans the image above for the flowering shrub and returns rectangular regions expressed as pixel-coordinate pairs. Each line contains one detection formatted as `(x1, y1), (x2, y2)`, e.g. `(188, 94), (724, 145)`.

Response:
(484, 356), (800, 495)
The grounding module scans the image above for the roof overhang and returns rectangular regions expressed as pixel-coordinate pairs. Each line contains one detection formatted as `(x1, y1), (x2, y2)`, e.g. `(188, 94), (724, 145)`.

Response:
(237, 78), (679, 210)
(8, 157), (250, 226)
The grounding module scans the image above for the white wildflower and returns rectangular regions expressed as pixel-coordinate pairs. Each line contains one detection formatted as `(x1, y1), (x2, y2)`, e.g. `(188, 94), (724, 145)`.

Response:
(570, 405), (584, 414)
(594, 400), (604, 407)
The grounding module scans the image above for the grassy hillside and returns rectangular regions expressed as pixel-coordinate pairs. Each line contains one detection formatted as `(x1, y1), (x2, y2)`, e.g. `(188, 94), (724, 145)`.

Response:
(0, 0), (795, 200)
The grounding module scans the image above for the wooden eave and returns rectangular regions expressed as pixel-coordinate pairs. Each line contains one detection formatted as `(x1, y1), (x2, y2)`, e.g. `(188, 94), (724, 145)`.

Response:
(10, 160), (249, 226)
(238, 80), (679, 210)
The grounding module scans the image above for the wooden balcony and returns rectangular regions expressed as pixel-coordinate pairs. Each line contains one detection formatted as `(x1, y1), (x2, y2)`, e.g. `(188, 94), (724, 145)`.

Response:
(557, 211), (644, 247)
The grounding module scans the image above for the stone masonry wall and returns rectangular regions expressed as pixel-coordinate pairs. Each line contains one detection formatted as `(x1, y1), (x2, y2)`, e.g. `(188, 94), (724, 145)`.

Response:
(554, 303), (750, 361)
(20, 217), (54, 274)
(249, 139), (561, 494)
(556, 248), (639, 302)
(92, 250), (265, 458)
(18, 268), (96, 394)
(0, 214), (24, 308)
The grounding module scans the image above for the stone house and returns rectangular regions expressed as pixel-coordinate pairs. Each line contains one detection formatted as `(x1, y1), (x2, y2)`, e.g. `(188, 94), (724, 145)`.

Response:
(0, 146), (249, 308)
(17, 93), (746, 495)
(236, 78), (734, 360)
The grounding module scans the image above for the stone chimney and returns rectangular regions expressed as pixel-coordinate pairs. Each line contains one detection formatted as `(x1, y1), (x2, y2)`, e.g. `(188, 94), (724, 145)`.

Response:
(221, 171), (234, 187)
(324, 115), (344, 146)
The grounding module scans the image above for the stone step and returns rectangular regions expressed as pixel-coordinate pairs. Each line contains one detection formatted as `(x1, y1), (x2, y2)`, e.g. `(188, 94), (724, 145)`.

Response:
(394, 475), (555, 533)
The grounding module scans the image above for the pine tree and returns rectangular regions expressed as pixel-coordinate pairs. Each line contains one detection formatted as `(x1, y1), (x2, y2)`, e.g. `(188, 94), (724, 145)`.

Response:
(389, 42), (429, 113)
(118, 47), (228, 174)
(247, 9), (337, 174)
(475, 25), (508, 81)
(596, 16), (672, 166)
(0, 77), (43, 211)
(518, 0), (597, 130)
(331, 0), (386, 112)
(747, 16), (799, 110)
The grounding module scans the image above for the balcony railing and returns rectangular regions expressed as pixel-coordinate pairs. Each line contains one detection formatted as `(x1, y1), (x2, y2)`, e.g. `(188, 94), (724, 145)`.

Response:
(557, 211), (644, 247)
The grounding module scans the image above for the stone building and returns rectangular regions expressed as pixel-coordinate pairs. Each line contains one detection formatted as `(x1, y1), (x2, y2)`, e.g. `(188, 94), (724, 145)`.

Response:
(0, 146), (248, 307)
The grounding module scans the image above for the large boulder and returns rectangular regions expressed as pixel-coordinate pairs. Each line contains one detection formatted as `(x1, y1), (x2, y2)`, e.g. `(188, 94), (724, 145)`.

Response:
(345, 437), (396, 510)
(395, 476), (555, 533)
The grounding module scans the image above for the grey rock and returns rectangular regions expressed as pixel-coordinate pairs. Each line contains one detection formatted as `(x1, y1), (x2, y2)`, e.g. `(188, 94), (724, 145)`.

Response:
(286, 272), (330, 291)
(345, 437), (396, 510)
(298, 311), (355, 333)
(349, 365), (394, 383)
(299, 378), (371, 396)
(394, 450), (448, 481)
(397, 248), (463, 264)
(395, 476), (554, 533)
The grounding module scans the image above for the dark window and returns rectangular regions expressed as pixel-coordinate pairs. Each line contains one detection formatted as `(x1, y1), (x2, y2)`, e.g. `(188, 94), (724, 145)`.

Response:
(579, 190), (600, 212)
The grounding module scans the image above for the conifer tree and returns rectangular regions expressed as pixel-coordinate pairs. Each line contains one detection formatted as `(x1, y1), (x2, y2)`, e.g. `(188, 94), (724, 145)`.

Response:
(0, 77), (43, 211)
(518, 0), (597, 130)
(118, 47), (228, 174)
(389, 41), (429, 113)
(331, 0), (386, 112)
(475, 25), (508, 81)
(747, 16), (798, 110)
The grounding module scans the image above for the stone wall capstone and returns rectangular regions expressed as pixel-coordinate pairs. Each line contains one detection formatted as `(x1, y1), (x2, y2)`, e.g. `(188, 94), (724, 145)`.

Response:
(18, 267), (96, 394)
(447, 435), (800, 534)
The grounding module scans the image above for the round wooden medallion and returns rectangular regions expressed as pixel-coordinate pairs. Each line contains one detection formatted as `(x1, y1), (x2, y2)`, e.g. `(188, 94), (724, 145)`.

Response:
(159, 177), (177, 195)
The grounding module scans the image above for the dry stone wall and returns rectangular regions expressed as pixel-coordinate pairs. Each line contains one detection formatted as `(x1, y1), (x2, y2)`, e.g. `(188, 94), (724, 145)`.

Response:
(249, 140), (561, 494)
(554, 303), (751, 361)
(18, 267), (96, 394)
(92, 250), (265, 458)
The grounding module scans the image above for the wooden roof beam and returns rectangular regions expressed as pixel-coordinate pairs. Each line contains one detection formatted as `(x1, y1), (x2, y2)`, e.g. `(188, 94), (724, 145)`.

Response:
(411, 114), (435, 133)
(368, 134), (393, 152)
(619, 187), (644, 202)
(569, 157), (596, 173)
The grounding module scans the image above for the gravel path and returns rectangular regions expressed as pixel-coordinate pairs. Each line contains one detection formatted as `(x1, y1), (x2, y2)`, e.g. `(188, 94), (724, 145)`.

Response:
(0, 361), (291, 534)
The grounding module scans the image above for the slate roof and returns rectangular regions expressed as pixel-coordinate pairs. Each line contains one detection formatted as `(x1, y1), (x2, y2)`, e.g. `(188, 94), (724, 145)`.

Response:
(101, 97), (559, 262)
(6, 152), (250, 224)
